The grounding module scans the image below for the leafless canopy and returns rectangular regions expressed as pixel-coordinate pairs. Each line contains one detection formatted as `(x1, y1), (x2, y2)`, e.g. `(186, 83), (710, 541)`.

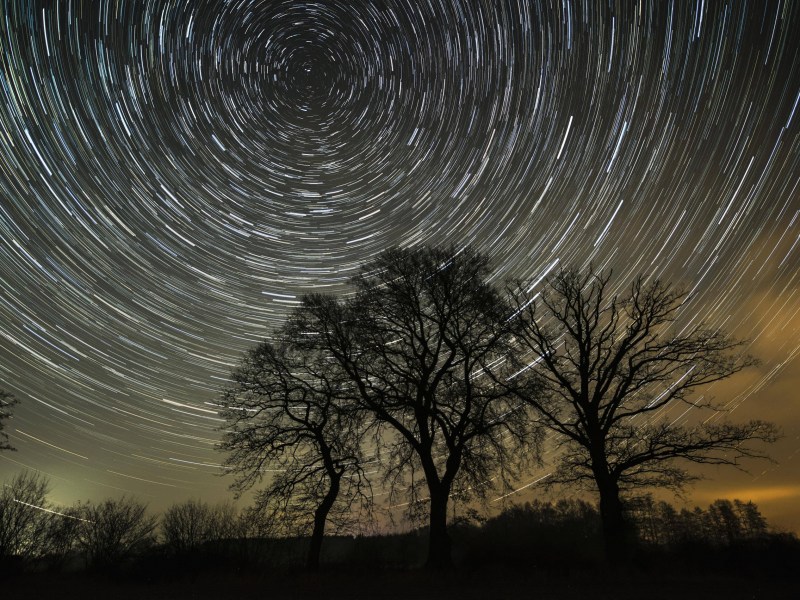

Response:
(218, 334), (373, 567)
(293, 246), (537, 567)
(0, 470), (50, 559)
(73, 497), (157, 568)
(161, 499), (240, 553)
(509, 267), (777, 492)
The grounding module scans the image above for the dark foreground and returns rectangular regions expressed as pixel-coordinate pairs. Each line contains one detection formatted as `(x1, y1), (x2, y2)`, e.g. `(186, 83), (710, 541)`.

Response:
(5, 568), (799, 600)
(4, 499), (799, 599)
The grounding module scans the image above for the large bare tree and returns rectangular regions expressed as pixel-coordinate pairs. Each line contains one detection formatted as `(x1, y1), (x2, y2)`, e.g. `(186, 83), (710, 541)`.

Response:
(218, 337), (372, 571)
(294, 246), (535, 569)
(508, 267), (777, 559)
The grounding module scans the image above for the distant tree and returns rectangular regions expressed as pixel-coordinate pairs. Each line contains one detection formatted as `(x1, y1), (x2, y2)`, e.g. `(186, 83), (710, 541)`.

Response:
(734, 499), (767, 539)
(508, 267), (778, 560)
(295, 246), (536, 568)
(0, 471), (49, 562)
(652, 500), (680, 546)
(626, 494), (684, 546)
(204, 501), (240, 544)
(161, 499), (240, 555)
(162, 498), (209, 554)
(40, 507), (83, 568)
(218, 338), (372, 571)
(670, 506), (707, 544)
(0, 390), (18, 451)
(73, 497), (157, 569)
(626, 494), (660, 544)
(707, 499), (744, 545)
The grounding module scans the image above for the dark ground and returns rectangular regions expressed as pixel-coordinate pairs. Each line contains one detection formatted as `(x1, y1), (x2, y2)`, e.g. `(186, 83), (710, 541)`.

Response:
(4, 568), (798, 600)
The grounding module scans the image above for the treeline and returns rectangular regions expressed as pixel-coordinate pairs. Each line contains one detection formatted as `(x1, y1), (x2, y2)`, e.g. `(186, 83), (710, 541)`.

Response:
(459, 498), (800, 578)
(478, 496), (784, 553)
(626, 495), (770, 547)
(2, 470), (797, 576)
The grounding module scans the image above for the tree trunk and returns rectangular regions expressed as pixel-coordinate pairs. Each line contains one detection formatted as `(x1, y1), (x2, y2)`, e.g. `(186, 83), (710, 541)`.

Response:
(596, 475), (631, 563)
(306, 475), (340, 571)
(425, 484), (453, 569)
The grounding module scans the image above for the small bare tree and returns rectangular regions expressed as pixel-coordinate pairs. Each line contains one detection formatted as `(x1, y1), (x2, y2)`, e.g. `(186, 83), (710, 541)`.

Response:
(40, 507), (83, 568)
(218, 338), (372, 571)
(0, 390), (18, 451)
(508, 267), (777, 559)
(0, 471), (50, 562)
(73, 497), (157, 569)
(162, 499), (239, 554)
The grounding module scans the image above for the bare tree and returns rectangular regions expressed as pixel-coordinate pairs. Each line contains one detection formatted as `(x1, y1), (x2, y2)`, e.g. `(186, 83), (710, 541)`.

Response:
(734, 499), (768, 539)
(204, 501), (241, 544)
(73, 497), (157, 569)
(162, 499), (239, 555)
(0, 471), (50, 562)
(508, 267), (777, 559)
(218, 338), (372, 571)
(162, 499), (211, 554)
(0, 390), (18, 451)
(40, 506), (83, 568)
(295, 246), (535, 568)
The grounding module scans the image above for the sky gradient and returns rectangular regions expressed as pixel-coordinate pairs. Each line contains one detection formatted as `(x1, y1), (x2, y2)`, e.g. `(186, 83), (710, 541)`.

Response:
(1, 1), (799, 531)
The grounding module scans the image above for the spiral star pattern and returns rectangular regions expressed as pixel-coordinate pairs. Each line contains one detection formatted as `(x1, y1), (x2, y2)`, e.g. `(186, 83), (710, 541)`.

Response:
(1, 1), (798, 519)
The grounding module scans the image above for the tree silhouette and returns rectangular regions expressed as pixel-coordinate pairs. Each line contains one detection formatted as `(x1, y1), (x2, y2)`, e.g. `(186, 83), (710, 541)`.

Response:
(0, 390), (18, 451)
(734, 499), (768, 539)
(73, 497), (157, 570)
(218, 338), (372, 571)
(161, 499), (240, 555)
(40, 505), (83, 569)
(294, 246), (534, 568)
(0, 471), (50, 562)
(508, 267), (777, 560)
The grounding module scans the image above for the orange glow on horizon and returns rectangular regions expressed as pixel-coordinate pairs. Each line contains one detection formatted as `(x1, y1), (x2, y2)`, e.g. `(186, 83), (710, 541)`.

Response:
(695, 485), (800, 504)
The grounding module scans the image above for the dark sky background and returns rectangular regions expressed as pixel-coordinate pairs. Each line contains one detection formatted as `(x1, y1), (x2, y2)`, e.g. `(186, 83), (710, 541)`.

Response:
(1, 1), (799, 532)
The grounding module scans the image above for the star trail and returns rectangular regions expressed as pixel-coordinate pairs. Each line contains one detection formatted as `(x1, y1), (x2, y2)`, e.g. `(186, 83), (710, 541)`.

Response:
(1, 1), (799, 528)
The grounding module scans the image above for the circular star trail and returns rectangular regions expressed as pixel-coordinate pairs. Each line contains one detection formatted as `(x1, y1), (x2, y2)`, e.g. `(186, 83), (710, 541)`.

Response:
(1, 1), (799, 520)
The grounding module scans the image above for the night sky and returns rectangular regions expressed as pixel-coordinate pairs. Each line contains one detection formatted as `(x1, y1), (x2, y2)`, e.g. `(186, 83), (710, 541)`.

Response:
(1, 1), (799, 531)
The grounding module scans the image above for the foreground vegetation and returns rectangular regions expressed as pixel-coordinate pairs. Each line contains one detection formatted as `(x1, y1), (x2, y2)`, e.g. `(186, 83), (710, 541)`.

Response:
(2, 471), (798, 599)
